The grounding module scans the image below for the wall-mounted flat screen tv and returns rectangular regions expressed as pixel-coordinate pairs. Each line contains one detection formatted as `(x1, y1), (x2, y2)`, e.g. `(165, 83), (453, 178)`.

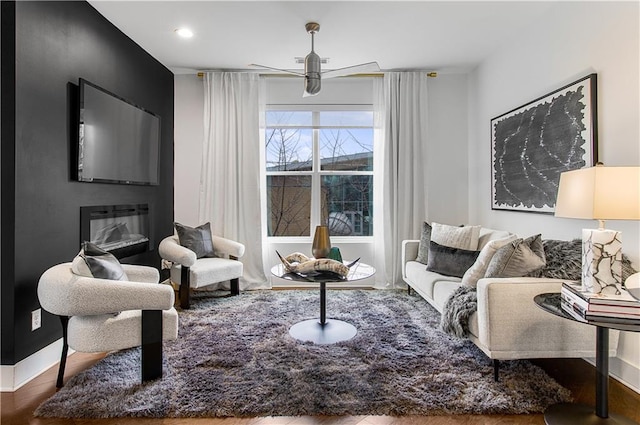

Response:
(77, 78), (161, 185)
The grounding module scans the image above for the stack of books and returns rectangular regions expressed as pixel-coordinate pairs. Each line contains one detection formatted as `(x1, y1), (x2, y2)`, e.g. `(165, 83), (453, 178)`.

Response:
(561, 281), (640, 324)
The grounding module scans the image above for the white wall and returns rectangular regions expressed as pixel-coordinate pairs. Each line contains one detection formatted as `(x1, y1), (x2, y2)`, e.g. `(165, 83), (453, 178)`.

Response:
(426, 74), (469, 225)
(174, 74), (204, 226)
(468, 1), (640, 392)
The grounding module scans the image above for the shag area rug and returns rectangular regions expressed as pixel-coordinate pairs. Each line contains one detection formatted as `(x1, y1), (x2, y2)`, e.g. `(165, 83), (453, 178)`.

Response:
(35, 289), (572, 418)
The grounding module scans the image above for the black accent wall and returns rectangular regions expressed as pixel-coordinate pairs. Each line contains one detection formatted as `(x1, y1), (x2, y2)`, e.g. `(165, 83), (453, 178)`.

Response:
(1, 1), (174, 365)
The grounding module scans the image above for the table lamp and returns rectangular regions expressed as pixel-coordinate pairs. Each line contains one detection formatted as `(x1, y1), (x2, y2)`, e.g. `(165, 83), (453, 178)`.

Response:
(554, 164), (640, 294)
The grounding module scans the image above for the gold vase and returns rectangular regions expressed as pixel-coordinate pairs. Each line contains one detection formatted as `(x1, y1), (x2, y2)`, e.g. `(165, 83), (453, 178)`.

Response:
(312, 225), (331, 258)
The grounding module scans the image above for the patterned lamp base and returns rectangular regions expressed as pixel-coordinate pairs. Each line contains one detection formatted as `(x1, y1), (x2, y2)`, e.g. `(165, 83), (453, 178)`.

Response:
(581, 228), (623, 294)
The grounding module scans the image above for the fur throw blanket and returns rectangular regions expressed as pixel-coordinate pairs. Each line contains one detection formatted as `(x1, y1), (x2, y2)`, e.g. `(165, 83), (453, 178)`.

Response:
(527, 239), (637, 281)
(439, 286), (477, 338)
(440, 239), (638, 338)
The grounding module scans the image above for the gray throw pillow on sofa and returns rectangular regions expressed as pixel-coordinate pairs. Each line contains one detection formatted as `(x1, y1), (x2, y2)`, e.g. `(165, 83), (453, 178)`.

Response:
(461, 234), (518, 287)
(426, 241), (480, 278)
(415, 222), (432, 264)
(175, 222), (216, 259)
(484, 234), (546, 278)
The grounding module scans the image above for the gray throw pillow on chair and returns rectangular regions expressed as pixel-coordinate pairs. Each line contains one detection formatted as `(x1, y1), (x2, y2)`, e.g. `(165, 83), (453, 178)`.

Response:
(72, 241), (128, 281)
(174, 222), (216, 258)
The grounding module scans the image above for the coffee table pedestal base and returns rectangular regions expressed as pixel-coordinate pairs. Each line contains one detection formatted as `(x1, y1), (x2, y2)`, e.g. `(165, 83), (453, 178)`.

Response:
(289, 319), (357, 344)
(545, 403), (638, 425)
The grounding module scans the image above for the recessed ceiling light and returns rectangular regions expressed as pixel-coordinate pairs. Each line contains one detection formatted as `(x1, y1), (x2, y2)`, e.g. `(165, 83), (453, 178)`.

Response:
(175, 28), (194, 38)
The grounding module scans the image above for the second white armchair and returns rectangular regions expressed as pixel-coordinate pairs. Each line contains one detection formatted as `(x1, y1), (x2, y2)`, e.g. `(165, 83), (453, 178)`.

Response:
(159, 232), (245, 309)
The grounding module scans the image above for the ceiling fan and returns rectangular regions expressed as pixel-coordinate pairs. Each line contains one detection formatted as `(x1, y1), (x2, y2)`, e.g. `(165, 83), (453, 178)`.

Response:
(251, 22), (380, 97)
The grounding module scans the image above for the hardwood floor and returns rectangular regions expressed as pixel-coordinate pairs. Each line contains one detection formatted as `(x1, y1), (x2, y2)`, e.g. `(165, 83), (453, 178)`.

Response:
(2, 352), (639, 425)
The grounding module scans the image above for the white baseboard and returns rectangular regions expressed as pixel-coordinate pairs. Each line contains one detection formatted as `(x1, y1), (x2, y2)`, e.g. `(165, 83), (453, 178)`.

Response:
(0, 338), (71, 392)
(584, 356), (640, 394)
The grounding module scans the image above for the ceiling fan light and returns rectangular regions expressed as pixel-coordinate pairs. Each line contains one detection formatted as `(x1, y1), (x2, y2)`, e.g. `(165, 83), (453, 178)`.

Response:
(305, 51), (321, 74)
(304, 76), (321, 96)
(304, 50), (321, 95)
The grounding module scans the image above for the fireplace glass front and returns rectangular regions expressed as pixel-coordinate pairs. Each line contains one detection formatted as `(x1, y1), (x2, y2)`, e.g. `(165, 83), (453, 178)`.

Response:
(80, 204), (151, 259)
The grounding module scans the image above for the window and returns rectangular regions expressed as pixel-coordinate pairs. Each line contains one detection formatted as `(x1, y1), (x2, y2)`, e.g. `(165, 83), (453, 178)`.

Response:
(265, 107), (374, 237)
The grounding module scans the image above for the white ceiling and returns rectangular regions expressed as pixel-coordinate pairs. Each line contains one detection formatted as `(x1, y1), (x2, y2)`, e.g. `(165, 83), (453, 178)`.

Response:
(87, 1), (557, 75)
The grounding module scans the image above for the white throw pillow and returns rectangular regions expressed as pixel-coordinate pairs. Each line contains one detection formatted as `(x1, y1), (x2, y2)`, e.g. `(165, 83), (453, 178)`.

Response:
(431, 222), (481, 250)
(461, 235), (518, 287)
(477, 228), (514, 250)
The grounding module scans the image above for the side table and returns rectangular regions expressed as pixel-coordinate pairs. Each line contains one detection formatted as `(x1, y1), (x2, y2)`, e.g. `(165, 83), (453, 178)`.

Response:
(534, 293), (639, 425)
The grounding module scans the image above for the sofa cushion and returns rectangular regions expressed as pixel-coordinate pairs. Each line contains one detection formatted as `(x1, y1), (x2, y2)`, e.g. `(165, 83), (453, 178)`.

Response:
(405, 261), (460, 300)
(432, 280), (464, 312)
(172, 257), (243, 289)
(431, 222), (481, 250)
(415, 221), (432, 264)
(461, 235), (518, 287)
(484, 234), (546, 278)
(426, 241), (480, 278)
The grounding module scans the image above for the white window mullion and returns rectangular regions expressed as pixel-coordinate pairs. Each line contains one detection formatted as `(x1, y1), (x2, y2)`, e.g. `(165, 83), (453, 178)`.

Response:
(310, 111), (321, 231)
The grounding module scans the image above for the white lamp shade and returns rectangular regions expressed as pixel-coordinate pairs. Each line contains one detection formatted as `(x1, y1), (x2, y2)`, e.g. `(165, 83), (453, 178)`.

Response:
(555, 166), (640, 220)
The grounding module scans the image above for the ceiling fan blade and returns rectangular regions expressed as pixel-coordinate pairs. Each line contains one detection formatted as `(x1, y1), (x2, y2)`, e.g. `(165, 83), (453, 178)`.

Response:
(249, 64), (305, 77)
(321, 61), (380, 79)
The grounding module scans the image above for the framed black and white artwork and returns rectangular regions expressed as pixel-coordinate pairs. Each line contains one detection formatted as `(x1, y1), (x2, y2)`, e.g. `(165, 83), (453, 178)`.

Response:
(491, 74), (598, 213)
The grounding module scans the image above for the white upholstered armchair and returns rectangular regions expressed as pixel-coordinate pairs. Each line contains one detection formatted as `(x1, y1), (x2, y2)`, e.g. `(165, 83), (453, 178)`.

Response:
(37, 263), (179, 388)
(159, 234), (245, 309)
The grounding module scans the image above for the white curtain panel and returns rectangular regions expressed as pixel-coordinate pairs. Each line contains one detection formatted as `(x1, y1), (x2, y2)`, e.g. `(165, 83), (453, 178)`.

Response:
(201, 72), (269, 289)
(373, 72), (429, 287)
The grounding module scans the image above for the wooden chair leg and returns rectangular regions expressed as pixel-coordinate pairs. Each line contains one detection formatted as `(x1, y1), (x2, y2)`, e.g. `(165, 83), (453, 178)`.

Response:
(141, 310), (163, 382)
(229, 255), (240, 296)
(230, 278), (240, 296)
(56, 316), (70, 388)
(179, 266), (191, 309)
(493, 359), (500, 382)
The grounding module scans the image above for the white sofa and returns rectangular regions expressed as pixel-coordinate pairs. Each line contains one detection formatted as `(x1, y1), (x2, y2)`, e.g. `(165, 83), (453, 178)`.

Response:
(402, 227), (619, 380)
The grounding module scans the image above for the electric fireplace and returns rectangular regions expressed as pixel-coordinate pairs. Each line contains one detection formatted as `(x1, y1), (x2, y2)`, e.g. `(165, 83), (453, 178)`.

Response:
(80, 204), (151, 259)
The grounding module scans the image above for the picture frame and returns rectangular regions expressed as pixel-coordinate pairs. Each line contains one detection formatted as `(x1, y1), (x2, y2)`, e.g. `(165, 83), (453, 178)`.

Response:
(491, 74), (598, 213)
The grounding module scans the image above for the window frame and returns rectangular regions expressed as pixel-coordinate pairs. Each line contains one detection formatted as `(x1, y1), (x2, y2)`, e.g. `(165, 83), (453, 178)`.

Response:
(264, 104), (374, 243)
